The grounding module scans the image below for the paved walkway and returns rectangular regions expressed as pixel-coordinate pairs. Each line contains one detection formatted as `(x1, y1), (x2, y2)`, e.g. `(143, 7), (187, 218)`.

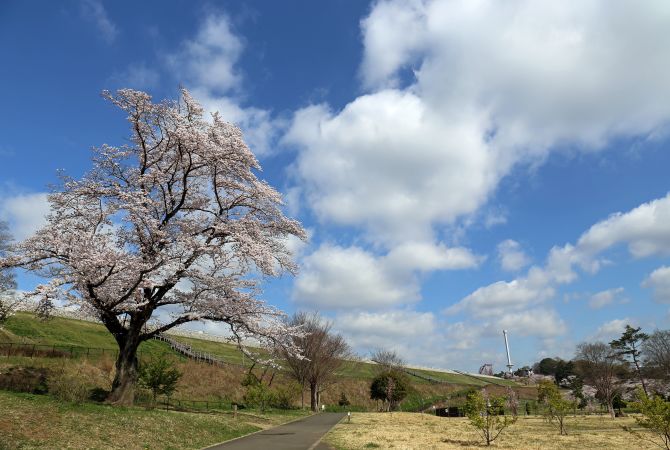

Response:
(204, 412), (345, 450)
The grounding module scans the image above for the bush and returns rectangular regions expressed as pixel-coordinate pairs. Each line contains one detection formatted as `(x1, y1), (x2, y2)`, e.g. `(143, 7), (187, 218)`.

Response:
(339, 391), (351, 407)
(47, 361), (112, 404)
(138, 356), (182, 405)
(271, 383), (300, 409)
(0, 366), (49, 394)
(626, 389), (670, 449)
(244, 383), (276, 411)
(370, 370), (410, 411)
(464, 390), (516, 446)
(48, 368), (91, 404)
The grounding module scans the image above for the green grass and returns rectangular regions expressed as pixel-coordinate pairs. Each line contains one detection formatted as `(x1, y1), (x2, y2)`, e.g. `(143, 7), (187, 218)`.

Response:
(2, 313), (519, 388)
(0, 390), (309, 450)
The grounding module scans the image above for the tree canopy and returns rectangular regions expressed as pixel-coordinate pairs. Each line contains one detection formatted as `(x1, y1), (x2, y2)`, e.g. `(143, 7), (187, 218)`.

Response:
(0, 89), (305, 404)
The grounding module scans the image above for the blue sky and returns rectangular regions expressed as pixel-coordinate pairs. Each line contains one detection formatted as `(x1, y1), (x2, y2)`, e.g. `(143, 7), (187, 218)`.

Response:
(2, 0), (670, 372)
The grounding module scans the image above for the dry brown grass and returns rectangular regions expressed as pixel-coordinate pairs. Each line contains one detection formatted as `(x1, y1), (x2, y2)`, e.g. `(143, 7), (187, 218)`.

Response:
(324, 412), (660, 449)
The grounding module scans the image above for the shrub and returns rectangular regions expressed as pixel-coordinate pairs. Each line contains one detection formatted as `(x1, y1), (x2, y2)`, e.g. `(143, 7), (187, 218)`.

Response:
(271, 383), (301, 409)
(48, 367), (91, 404)
(0, 366), (49, 394)
(339, 391), (351, 407)
(626, 389), (670, 449)
(370, 370), (409, 411)
(538, 380), (576, 435)
(464, 390), (516, 446)
(138, 356), (182, 405)
(244, 382), (276, 412)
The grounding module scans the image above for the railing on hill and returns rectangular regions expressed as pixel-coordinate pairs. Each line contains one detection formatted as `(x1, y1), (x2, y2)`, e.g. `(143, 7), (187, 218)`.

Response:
(151, 333), (246, 368)
(0, 342), (118, 359)
(401, 368), (448, 384)
(0, 334), (250, 370)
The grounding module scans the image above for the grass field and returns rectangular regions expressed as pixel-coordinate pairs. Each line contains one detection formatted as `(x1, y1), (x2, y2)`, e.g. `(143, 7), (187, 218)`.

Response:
(0, 390), (310, 450)
(324, 412), (660, 449)
(1, 313), (518, 387)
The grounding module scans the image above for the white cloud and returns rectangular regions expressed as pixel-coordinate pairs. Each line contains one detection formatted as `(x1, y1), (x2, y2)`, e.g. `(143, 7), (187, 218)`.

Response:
(588, 287), (625, 309)
(451, 193), (670, 319)
(293, 242), (480, 310)
(285, 91), (497, 244)
(643, 266), (670, 304)
(0, 193), (50, 241)
(333, 309), (440, 363)
(497, 239), (530, 272)
(167, 14), (243, 95)
(112, 63), (160, 90)
(293, 244), (417, 310)
(491, 309), (567, 339)
(385, 241), (482, 272)
(286, 0), (670, 296)
(80, 0), (118, 44)
(167, 14), (280, 156)
(577, 193), (670, 258)
(447, 266), (554, 318)
(590, 318), (634, 342)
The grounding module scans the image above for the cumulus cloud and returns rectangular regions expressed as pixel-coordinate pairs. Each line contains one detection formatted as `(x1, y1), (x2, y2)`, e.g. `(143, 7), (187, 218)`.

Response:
(643, 266), (670, 304)
(167, 14), (280, 156)
(589, 287), (625, 309)
(293, 244), (415, 309)
(285, 2), (670, 325)
(333, 309), (441, 363)
(451, 193), (670, 318)
(80, 0), (118, 44)
(293, 242), (480, 310)
(491, 309), (567, 339)
(577, 194), (670, 258)
(497, 239), (530, 272)
(589, 318), (634, 342)
(288, 0), (670, 251)
(0, 193), (50, 241)
(167, 14), (243, 95)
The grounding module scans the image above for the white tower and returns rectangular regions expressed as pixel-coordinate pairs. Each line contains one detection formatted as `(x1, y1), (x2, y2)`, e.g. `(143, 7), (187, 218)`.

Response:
(503, 330), (513, 374)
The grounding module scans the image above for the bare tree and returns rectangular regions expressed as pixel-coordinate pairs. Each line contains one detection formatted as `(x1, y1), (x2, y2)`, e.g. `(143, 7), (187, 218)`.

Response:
(0, 89), (305, 405)
(370, 348), (405, 374)
(0, 221), (18, 326)
(643, 330), (670, 379)
(575, 342), (619, 418)
(277, 312), (350, 411)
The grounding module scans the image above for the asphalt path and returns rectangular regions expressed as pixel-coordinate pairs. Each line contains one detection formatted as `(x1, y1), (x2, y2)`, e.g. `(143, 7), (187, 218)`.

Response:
(203, 412), (345, 450)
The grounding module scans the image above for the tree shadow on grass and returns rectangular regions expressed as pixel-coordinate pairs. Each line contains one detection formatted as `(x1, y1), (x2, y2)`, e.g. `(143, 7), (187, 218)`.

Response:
(441, 438), (487, 447)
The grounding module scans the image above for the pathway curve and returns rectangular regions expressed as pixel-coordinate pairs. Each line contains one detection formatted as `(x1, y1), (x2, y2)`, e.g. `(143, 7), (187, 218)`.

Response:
(203, 412), (345, 450)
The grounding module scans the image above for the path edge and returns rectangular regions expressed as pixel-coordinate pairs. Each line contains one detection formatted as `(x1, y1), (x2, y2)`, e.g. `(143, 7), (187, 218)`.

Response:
(200, 411), (318, 450)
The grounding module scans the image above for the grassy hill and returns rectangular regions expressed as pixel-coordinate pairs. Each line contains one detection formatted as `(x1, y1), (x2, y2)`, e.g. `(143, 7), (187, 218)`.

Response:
(1, 312), (516, 387)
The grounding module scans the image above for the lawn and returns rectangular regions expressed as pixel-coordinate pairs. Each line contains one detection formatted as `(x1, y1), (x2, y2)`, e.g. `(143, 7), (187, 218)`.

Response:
(324, 412), (661, 449)
(0, 390), (310, 450)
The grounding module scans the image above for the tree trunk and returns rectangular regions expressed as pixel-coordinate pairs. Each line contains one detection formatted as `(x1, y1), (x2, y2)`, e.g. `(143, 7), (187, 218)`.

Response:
(310, 381), (318, 412)
(634, 360), (649, 396)
(607, 400), (615, 418)
(107, 334), (141, 406)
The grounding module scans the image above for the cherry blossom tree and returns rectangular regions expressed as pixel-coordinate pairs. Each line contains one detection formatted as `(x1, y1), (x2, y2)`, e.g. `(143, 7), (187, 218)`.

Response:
(0, 221), (18, 326)
(0, 89), (305, 405)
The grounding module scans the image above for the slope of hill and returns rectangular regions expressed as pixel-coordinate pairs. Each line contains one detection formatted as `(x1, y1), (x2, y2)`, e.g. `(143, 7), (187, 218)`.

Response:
(1, 312), (516, 387)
